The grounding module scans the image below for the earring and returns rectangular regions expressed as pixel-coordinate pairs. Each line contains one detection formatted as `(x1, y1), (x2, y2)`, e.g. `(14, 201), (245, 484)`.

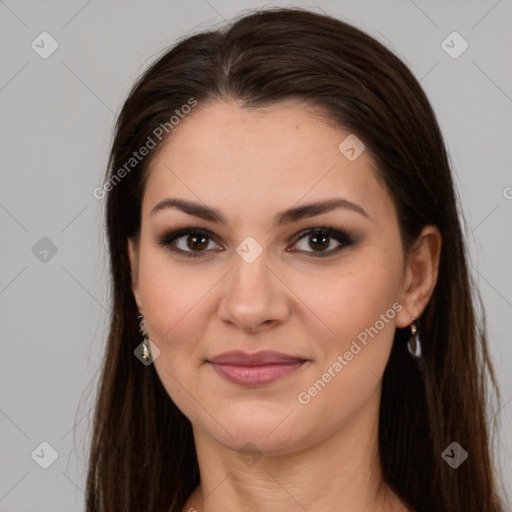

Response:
(407, 316), (422, 358)
(138, 314), (151, 362)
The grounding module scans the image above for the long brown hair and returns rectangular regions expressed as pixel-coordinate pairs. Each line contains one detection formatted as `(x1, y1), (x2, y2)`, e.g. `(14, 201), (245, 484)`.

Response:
(86, 7), (505, 511)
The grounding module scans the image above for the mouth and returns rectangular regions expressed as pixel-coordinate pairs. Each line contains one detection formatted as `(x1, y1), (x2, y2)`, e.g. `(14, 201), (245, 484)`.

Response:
(206, 350), (308, 387)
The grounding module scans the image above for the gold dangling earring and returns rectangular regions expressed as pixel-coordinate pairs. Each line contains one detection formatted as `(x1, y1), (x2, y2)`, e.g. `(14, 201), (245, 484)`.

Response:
(138, 314), (151, 362)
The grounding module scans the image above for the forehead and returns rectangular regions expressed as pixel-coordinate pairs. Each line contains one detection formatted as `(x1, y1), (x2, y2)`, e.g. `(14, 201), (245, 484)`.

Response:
(142, 100), (395, 225)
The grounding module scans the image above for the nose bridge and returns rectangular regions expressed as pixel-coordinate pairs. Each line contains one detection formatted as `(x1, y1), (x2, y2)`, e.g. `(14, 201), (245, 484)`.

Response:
(218, 237), (288, 331)
(232, 242), (270, 294)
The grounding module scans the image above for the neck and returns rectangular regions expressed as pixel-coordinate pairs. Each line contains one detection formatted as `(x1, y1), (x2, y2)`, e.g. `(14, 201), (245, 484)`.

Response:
(182, 386), (409, 512)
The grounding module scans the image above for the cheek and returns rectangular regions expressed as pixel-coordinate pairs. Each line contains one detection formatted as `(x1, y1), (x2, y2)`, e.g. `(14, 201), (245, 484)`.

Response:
(137, 254), (214, 417)
(294, 271), (401, 435)
(293, 252), (402, 348)
(136, 248), (212, 353)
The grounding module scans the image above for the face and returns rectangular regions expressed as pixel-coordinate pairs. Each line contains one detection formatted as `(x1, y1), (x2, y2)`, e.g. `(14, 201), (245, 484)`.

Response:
(128, 99), (418, 455)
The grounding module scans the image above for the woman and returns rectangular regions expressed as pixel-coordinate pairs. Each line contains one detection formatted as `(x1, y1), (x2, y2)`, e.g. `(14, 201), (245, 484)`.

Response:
(86, 7), (505, 511)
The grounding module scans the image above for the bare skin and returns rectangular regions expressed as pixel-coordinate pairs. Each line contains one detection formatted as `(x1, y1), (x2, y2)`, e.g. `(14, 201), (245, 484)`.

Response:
(128, 99), (441, 512)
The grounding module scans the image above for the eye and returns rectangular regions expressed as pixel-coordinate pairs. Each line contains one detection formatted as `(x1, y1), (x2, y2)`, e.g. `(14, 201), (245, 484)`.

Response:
(289, 226), (354, 257)
(157, 226), (354, 258)
(157, 228), (222, 258)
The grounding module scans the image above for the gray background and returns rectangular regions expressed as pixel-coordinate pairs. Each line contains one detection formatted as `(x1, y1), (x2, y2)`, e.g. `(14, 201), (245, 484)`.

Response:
(0, 0), (511, 510)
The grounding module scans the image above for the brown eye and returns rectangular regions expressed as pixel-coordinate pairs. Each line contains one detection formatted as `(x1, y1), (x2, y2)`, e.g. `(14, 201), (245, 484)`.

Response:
(290, 227), (353, 257)
(185, 233), (209, 251)
(308, 233), (330, 251)
(158, 226), (354, 259)
(157, 228), (221, 258)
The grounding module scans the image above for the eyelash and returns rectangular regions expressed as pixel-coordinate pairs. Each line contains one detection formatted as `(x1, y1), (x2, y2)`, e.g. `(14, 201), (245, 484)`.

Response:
(157, 226), (354, 259)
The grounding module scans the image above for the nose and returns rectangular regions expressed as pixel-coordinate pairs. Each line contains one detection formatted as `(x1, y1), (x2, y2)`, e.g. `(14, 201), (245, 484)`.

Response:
(217, 248), (290, 334)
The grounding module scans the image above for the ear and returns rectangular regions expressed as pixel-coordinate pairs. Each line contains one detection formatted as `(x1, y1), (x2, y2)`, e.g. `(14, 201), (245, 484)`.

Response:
(127, 237), (144, 314)
(396, 225), (442, 329)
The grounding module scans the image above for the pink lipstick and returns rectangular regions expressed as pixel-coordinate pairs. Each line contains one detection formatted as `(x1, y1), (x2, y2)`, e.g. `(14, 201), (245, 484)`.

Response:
(207, 350), (307, 386)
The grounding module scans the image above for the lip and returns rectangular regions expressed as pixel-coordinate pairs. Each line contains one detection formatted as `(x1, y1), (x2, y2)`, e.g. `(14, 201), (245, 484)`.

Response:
(207, 350), (308, 387)
(208, 350), (307, 365)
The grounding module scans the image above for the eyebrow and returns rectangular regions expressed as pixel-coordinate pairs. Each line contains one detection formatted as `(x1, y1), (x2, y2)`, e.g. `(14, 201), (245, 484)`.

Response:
(150, 197), (369, 227)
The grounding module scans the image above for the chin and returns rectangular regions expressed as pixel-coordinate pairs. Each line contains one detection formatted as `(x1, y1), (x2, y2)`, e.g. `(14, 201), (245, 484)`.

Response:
(197, 402), (314, 455)
(220, 427), (304, 456)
